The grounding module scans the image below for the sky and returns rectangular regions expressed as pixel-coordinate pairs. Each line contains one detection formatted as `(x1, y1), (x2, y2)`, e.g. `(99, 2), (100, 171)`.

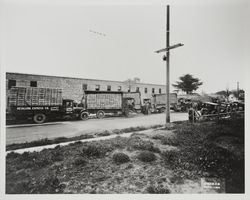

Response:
(1, 0), (249, 94)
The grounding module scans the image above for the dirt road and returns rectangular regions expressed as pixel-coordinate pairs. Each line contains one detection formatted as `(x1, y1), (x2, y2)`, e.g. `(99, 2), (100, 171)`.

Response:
(6, 112), (187, 145)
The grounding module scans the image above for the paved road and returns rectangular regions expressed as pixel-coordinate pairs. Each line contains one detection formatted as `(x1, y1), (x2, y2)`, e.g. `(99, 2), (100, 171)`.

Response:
(6, 112), (187, 145)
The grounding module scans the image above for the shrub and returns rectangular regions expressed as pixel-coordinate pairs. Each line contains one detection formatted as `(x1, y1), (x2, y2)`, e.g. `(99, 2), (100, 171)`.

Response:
(73, 157), (87, 166)
(34, 155), (52, 168)
(137, 151), (156, 162)
(128, 137), (161, 153)
(152, 134), (164, 140)
(6, 152), (20, 159)
(112, 129), (123, 135)
(81, 144), (111, 157)
(51, 149), (64, 162)
(161, 136), (179, 146)
(53, 137), (68, 144)
(112, 152), (130, 164)
(6, 180), (31, 194)
(20, 152), (36, 162)
(32, 174), (65, 194)
(196, 144), (237, 174)
(73, 141), (83, 145)
(97, 131), (111, 136)
(146, 185), (171, 194)
(161, 150), (178, 164)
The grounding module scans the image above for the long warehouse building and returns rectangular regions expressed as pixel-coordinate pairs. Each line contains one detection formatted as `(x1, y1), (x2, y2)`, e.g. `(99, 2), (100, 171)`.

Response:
(6, 72), (166, 108)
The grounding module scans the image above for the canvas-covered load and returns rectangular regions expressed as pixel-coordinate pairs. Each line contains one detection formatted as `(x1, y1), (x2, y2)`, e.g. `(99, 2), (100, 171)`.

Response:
(153, 93), (177, 105)
(123, 92), (141, 109)
(86, 93), (122, 109)
(8, 87), (63, 106)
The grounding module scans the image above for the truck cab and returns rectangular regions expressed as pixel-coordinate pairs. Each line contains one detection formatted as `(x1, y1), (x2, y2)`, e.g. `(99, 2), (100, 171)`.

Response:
(62, 99), (89, 120)
(62, 99), (74, 114)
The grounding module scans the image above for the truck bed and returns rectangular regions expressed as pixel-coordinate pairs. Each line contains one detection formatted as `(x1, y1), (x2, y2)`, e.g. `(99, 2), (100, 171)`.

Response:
(8, 87), (62, 107)
(84, 91), (123, 110)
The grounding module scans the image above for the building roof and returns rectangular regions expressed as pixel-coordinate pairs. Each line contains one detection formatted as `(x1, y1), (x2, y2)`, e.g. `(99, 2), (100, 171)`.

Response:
(6, 72), (165, 87)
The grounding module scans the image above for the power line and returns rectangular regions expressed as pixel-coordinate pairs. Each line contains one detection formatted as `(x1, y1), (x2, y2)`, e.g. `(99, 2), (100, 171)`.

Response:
(89, 30), (107, 37)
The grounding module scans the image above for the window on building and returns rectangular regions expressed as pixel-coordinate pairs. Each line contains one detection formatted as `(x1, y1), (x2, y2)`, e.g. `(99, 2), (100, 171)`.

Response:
(107, 85), (111, 91)
(82, 84), (88, 91)
(118, 86), (122, 91)
(144, 88), (147, 94)
(136, 87), (140, 92)
(128, 88), (131, 92)
(95, 85), (100, 91)
(30, 81), (37, 87)
(159, 88), (162, 94)
(8, 79), (16, 89)
(152, 88), (155, 94)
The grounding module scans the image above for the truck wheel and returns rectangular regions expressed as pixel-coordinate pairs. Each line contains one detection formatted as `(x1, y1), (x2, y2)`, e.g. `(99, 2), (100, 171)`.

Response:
(96, 110), (105, 119)
(125, 109), (134, 117)
(80, 112), (89, 120)
(159, 107), (165, 113)
(33, 113), (46, 124)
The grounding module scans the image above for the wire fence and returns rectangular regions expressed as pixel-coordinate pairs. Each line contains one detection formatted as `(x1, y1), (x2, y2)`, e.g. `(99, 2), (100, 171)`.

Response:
(189, 110), (244, 123)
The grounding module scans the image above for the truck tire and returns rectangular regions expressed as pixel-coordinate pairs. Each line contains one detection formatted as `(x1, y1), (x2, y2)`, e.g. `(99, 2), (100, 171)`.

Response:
(124, 109), (134, 117)
(96, 110), (105, 119)
(80, 112), (89, 120)
(159, 107), (165, 113)
(33, 113), (46, 124)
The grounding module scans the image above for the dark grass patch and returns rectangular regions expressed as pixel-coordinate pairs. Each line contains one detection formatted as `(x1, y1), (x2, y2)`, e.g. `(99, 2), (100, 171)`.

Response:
(81, 143), (113, 158)
(96, 130), (111, 137)
(151, 134), (164, 140)
(73, 157), (88, 166)
(127, 136), (161, 153)
(6, 169), (65, 194)
(161, 150), (179, 165)
(168, 117), (245, 192)
(6, 134), (95, 151)
(146, 185), (171, 193)
(137, 151), (156, 162)
(161, 136), (179, 146)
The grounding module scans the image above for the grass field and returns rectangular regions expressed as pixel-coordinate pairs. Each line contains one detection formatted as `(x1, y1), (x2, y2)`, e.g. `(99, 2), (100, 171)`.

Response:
(6, 117), (244, 194)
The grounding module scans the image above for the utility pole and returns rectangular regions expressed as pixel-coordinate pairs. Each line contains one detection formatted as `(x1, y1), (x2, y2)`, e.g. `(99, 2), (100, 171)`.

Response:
(154, 5), (183, 125)
(166, 5), (170, 123)
(237, 82), (239, 100)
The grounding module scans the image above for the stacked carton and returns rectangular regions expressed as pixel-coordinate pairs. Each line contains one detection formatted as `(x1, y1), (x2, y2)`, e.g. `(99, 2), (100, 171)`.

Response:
(31, 88), (39, 105)
(87, 93), (122, 109)
(25, 87), (33, 106)
(8, 88), (18, 106)
(8, 87), (63, 106)
(45, 88), (52, 105)
(17, 87), (26, 106)
(38, 88), (46, 105)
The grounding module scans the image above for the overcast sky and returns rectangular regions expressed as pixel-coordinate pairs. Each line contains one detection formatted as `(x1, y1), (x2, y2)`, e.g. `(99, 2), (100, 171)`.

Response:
(1, 0), (249, 93)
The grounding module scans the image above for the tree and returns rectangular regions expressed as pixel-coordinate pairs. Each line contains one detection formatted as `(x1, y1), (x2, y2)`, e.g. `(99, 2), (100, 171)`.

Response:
(216, 89), (244, 100)
(172, 74), (202, 94)
(216, 90), (231, 97)
(124, 77), (140, 92)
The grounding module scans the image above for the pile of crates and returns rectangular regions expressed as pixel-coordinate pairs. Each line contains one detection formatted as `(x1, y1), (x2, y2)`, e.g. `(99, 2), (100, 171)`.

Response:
(86, 93), (122, 109)
(8, 87), (62, 106)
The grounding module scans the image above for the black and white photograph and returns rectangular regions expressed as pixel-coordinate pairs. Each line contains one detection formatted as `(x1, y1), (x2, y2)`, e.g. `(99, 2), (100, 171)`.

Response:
(0, 0), (249, 198)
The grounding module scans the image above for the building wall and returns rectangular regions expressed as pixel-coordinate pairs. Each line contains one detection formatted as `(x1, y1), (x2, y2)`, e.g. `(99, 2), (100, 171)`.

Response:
(6, 72), (166, 106)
